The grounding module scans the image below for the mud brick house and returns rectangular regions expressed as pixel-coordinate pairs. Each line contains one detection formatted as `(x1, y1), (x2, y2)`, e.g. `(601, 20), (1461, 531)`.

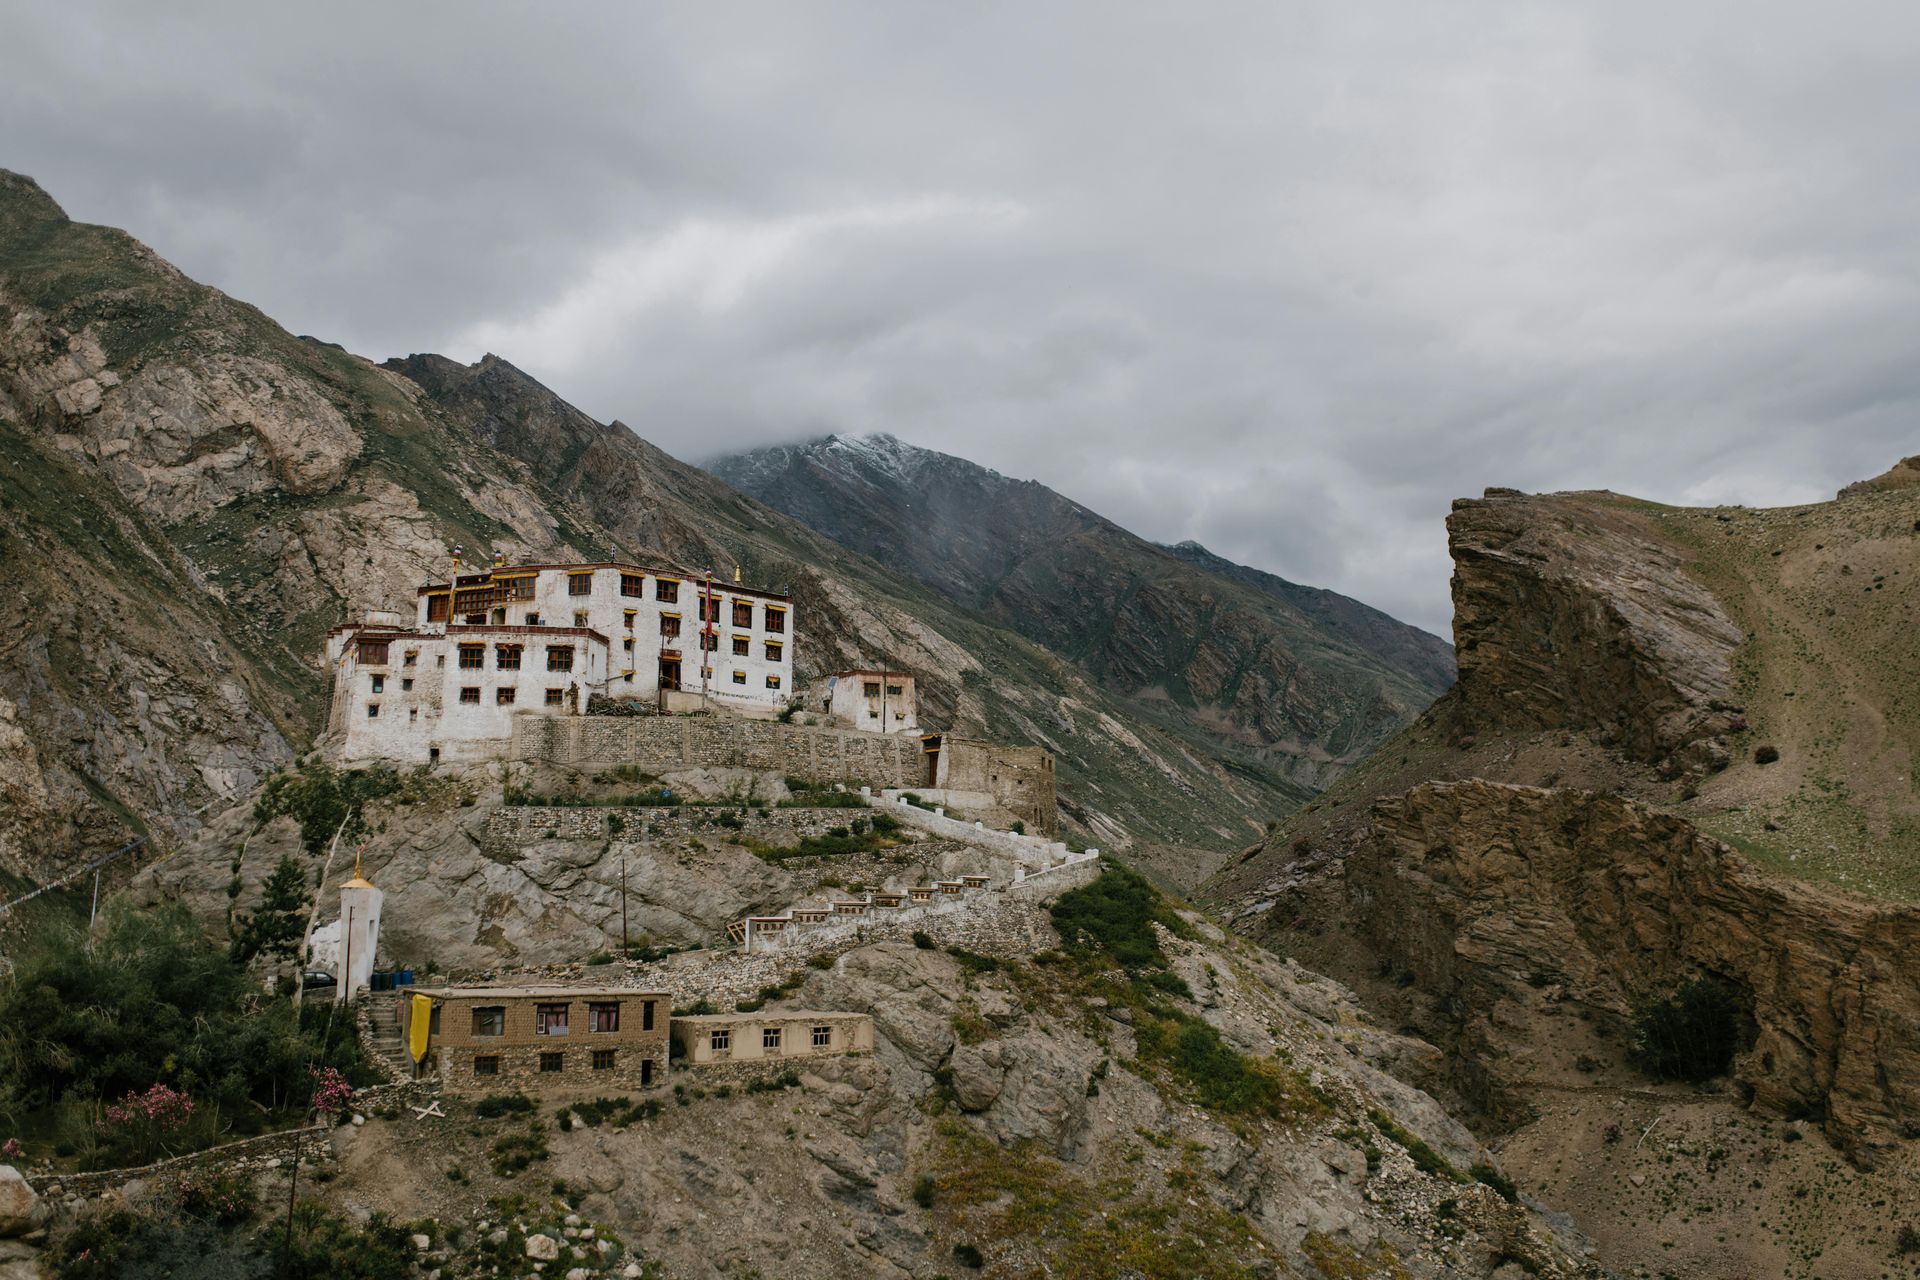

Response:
(401, 985), (670, 1095)
(670, 1011), (873, 1066)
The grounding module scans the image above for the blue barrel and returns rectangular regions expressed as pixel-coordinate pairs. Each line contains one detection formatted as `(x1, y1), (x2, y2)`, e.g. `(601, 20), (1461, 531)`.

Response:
(373, 972), (390, 992)
(399, 969), (415, 987)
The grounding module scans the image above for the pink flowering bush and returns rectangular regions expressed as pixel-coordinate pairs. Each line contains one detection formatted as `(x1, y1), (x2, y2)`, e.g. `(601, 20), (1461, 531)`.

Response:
(96, 1084), (196, 1163)
(1, 1137), (21, 1160)
(309, 1066), (354, 1118)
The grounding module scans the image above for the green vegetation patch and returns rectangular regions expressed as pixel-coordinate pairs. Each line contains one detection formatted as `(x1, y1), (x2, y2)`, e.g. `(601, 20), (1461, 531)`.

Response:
(253, 761), (426, 853)
(1631, 975), (1747, 1082)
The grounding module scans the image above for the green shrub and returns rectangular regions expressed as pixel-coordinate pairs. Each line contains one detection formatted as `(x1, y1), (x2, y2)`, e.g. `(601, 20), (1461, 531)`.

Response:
(490, 1125), (550, 1176)
(1471, 1162), (1519, 1203)
(953, 1242), (985, 1269)
(806, 953), (836, 970)
(1631, 977), (1746, 1081)
(672, 999), (718, 1017)
(911, 1174), (936, 1208)
(911, 930), (935, 950)
(474, 1093), (535, 1119)
(946, 947), (1000, 975)
(1135, 1014), (1320, 1119)
(1368, 1111), (1462, 1181)
(585, 950), (613, 966)
(252, 762), (408, 853)
(1048, 863), (1187, 971)
(735, 998), (766, 1013)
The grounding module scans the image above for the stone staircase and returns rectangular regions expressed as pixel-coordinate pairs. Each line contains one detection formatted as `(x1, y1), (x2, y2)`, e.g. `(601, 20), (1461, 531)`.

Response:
(360, 991), (413, 1080)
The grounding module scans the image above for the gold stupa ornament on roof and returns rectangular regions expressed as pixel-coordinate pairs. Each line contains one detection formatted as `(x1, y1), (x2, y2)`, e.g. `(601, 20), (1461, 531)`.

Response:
(342, 843), (376, 890)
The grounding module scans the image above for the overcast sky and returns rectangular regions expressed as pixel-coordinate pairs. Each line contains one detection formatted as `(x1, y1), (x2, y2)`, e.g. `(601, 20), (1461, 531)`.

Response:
(8, 3), (1919, 635)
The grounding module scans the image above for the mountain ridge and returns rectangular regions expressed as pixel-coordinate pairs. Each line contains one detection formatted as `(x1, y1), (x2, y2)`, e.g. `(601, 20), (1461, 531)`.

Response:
(710, 431), (1455, 791)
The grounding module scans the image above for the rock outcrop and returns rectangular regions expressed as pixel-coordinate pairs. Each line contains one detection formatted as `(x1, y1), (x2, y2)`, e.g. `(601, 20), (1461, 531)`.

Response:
(0, 1166), (43, 1237)
(1354, 780), (1920, 1160)
(1448, 489), (1743, 764)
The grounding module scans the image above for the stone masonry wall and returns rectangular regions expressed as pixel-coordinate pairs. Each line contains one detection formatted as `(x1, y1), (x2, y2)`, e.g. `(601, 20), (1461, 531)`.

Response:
(514, 716), (921, 788)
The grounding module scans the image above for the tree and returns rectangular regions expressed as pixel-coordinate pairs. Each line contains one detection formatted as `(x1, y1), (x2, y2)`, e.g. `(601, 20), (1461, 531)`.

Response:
(229, 856), (311, 965)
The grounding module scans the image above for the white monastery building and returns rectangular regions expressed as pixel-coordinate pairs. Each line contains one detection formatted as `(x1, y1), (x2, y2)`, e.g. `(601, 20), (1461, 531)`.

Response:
(823, 670), (918, 734)
(325, 561), (795, 763)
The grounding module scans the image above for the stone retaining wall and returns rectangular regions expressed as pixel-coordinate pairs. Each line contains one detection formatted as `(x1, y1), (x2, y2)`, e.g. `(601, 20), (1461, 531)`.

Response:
(482, 804), (867, 850)
(43, 1126), (332, 1199)
(514, 717), (921, 788)
(874, 793), (1089, 869)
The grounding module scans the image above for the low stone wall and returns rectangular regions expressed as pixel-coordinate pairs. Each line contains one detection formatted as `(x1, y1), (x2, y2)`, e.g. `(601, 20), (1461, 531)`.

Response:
(673, 1053), (868, 1090)
(874, 793), (1088, 869)
(42, 1125), (332, 1199)
(482, 804), (866, 850)
(513, 716), (922, 789)
(1006, 855), (1103, 899)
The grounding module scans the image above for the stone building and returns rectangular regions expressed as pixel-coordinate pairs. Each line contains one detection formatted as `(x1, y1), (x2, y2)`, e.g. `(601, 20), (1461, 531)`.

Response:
(671, 1012), (873, 1066)
(400, 985), (670, 1095)
(822, 670), (918, 734)
(324, 561), (795, 764)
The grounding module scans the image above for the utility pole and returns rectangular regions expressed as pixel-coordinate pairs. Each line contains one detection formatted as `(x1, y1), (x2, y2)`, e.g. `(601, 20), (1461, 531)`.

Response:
(700, 570), (714, 706)
(89, 870), (100, 929)
(621, 856), (629, 957)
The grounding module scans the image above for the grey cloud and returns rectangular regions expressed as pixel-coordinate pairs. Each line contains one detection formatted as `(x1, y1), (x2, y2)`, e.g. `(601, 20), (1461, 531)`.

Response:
(7, 1), (1919, 637)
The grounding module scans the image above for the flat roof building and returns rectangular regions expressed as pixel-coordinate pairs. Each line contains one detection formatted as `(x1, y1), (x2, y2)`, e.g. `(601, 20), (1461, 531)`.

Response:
(399, 985), (670, 1095)
(670, 1011), (873, 1067)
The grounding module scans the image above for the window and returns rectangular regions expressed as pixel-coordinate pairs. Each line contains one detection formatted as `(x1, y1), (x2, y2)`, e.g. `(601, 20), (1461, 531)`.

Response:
(436, 655), (445, 668)
(547, 646), (574, 672)
(358, 639), (390, 665)
(766, 674), (781, 689)
(401, 679), (413, 691)
(496, 645), (522, 670)
(864, 682), (881, 698)
(464, 614), (486, 626)
(592, 1049), (616, 1071)
(459, 687), (481, 704)
(642, 1001), (655, 1031)
(426, 595), (450, 623)
(765, 641), (783, 662)
(812, 1025), (832, 1048)
(472, 1007), (505, 1038)
(496, 688), (516, 705)
(573, 610), (588, 628)
(540, 1052), (564, 1073)
(535, 1003), (570, 1036)
(659, 614), (681, 638)
(367, 703), (380, 718)
(624, 637), (635, 651)
(766, 607), (786, 634)
(459, 644), (485, 670)
(545, 688), (565, 706)
(403, 651), (417, 667)
(525, 612), (542, 626)
(641, 1058), (654, 1086)
(623, 609), (637, 629)
(698, 596), (719, 623)
(887, 685), (904, 697)
(655, 579), (679, 603)
(733, 602), (754, 627)
(501, 575), (536, 602)
(700, 632), (718, 652)
(763, 1026), (782, 1052)
(620, 573), (644, 597)
(473, 1055), (499, 1076)
(731, 671), (747, 685)
(709, 1028), (731, 1054)
(588, 1002), (620, 1033)
(569, 572), (593, 596)
(409, 708), (418, 721)
(732, 635), (750, 656)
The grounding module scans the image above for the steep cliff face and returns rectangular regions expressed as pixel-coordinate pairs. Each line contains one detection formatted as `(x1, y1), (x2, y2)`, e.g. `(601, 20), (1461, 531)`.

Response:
(710, 433), (1455, 791)
(1355, 780), (1920, 1159)
(1447, 490), (1743, 765)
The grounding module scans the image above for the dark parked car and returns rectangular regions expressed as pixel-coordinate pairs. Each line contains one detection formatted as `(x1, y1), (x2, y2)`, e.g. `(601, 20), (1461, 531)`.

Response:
(302, 969), (336, 990)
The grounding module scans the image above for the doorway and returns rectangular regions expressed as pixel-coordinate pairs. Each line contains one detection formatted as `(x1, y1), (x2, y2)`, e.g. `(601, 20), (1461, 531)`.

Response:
(658, 657), (681, 691)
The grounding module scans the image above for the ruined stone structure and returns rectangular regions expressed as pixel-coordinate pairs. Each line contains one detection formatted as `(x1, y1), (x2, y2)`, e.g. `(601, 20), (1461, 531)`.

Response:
(324, 561), (796, 764)
(401, 985), (670, 1095)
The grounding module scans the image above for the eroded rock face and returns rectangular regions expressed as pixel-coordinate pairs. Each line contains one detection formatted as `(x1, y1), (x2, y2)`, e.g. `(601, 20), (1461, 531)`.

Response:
(1448, 490), (1743, 763)
(1353, 780), (1920, 1159)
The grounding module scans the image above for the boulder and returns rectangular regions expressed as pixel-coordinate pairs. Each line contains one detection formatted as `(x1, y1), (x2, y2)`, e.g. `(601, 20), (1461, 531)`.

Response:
(525, 1233), (560, 1261)
(0, 1168), (44, 1238)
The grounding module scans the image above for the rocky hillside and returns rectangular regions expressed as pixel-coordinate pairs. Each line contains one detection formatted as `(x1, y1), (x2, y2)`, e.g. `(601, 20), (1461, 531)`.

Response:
(709, 433), (1454, 792)
(0, 170), (1322, 887)
(1207, 474), (1920, 1279)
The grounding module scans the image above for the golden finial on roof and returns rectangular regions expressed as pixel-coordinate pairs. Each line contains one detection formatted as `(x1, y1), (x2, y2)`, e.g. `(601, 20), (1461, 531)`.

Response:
(342, 842), (376, 890)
